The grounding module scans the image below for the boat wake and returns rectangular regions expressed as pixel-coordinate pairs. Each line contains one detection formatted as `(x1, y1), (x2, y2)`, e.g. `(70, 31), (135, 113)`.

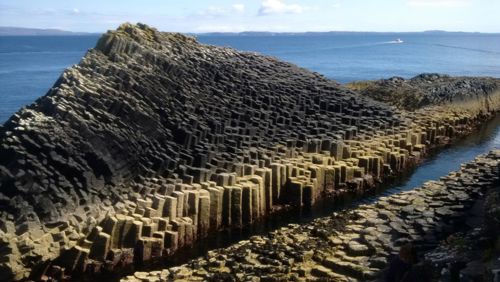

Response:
(386, 38), (404, 44)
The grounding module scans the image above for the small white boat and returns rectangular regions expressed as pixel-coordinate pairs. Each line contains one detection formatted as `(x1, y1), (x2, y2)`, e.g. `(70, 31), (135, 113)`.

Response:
(394, 38), (403, 43)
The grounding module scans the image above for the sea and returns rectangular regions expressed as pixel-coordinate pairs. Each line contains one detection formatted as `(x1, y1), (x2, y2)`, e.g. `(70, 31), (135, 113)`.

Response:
(1, 32), (500, 123)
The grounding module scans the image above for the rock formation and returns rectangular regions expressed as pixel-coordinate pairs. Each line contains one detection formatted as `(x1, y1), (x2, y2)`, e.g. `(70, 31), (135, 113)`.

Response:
(0, 23), (499, 281)
(122, 150), (500, 282)
(347, 74), (500, 110)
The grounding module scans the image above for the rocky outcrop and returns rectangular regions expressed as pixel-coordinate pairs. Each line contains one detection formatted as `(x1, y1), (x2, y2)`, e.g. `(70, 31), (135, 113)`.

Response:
(422, 173), (500, 281)
(0, 23), (400, 280)
(0, 23), (499, 281)
(346, 73), (500, 110)
(121, 150), (500, 282)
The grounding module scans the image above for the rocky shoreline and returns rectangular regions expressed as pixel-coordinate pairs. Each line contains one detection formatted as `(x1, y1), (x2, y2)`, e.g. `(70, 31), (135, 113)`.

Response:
(121, 150), (500, 282)
(422, 185), (500, 281)
(0, 23), (499, 281)
(346, 74), (500, 111)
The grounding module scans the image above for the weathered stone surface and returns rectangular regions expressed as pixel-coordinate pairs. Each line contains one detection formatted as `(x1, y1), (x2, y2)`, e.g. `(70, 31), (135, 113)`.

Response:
(347, 74), (500, 110)
(121, 150), (499, 282)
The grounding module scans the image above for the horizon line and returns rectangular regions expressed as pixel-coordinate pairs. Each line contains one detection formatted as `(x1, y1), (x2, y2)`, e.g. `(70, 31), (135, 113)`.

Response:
(1, 26), (499, 35)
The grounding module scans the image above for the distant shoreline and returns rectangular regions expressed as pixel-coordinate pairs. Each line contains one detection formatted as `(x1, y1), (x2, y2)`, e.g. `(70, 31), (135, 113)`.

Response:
(0, 26), (100, 36)
(1, 26), (498, 36)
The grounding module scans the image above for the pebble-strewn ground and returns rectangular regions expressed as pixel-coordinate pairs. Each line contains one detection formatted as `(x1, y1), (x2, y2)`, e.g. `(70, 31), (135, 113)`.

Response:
(122, 150), (500, 282)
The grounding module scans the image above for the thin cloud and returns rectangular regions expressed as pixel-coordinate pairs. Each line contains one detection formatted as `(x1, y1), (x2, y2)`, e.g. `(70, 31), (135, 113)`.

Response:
(232, 4), (245, 13)
(258, 0), (304, 16)
(198, 4), (246, 18)
(198, 6), (227, 17)
(408, 0), (470, 7)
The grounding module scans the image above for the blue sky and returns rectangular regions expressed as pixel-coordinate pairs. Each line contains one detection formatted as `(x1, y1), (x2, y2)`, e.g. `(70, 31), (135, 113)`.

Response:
(0, 0), (498, 33)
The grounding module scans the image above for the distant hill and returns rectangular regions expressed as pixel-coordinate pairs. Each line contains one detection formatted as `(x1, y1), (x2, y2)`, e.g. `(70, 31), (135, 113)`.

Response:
(422, 30), (483, 34)
(0, 26), (98, 36)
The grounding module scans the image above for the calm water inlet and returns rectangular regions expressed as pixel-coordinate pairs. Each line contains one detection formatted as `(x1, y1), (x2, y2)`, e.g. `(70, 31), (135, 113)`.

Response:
(361, 113), (500, 203)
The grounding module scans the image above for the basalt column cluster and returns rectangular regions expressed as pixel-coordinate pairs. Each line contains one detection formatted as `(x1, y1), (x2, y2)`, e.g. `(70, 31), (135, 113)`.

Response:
(54, 94), (498, 277)
(121, 150), (500, 282)
(0, 23), (400, 280)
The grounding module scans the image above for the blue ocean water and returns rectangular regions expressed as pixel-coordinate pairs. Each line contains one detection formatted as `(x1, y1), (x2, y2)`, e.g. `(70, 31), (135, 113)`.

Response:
(0, 35), (99, 123)
(198, 33), (500, 82)
(1, 32), (500, 123)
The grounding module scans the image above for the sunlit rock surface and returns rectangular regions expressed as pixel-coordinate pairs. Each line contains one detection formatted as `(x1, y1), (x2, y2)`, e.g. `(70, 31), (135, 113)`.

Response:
(122, 150), (500, 282)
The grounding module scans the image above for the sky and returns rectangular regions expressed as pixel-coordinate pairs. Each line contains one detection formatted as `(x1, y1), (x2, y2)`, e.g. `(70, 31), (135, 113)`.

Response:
(0, 0), (498, 33)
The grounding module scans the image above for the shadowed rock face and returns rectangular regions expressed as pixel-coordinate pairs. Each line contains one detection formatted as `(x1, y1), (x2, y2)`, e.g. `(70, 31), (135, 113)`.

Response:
(0, 24), (395, 237)
(347, 73), (500, 110)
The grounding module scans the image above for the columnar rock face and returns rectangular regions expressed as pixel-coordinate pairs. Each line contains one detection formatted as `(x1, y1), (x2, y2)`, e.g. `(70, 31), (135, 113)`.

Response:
(121, 150), (500, 282)
(0, 23), (499, 280)
(0, 23), (396, 223)
(0, 23), (401, 280)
